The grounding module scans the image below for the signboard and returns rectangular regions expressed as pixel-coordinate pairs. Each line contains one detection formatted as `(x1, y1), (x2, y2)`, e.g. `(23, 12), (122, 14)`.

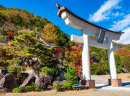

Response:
(97, 29), (106, 44)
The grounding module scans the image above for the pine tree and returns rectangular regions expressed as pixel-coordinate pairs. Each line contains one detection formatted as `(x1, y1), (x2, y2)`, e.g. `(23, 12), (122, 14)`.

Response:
(63, 62), (78, 89)
(5, 29), (55, 69)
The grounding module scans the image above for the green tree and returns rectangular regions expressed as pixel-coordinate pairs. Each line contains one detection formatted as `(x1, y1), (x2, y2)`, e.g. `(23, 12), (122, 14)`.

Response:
(0, 46), (13, 69)
(6, 30), (55, 69)
(64, 61), (78, 89)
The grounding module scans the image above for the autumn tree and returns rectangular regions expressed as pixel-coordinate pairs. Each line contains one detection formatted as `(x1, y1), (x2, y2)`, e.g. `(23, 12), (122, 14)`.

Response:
(116, 48), (130, 58)
(41, 23), (58, 45)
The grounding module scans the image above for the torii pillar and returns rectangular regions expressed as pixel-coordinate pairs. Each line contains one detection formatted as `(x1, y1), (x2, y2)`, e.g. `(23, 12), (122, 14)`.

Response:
(80, 28), (95, 88)
(106, 37), (122, 86)
(56, 3), (123, 88)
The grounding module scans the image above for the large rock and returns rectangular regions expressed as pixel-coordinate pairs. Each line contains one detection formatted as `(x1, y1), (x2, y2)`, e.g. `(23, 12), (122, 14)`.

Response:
(0, 73), (18, 92)
(53, 80), (66, 85)
(35, 74), (53, 89)
(20, 70), (53, 90)
(54, 76), (63, 81)
(19, 70), (37, 88)
(19, 75), (36, 88)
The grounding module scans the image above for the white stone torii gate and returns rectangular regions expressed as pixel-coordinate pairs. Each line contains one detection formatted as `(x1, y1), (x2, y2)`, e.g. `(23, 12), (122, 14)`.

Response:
(56, 3), (123, 88)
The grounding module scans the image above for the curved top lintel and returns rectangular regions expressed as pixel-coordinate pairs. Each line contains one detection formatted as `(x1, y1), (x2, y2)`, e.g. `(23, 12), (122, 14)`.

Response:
(56, 3), (61, 9)
(56, 3), (124, 35)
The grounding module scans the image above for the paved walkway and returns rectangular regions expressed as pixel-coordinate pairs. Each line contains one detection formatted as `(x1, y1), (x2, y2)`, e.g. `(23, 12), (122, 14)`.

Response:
(95, 84), (130, 92)
(92, 76), (130, 93)
(92, 76), (130, 87)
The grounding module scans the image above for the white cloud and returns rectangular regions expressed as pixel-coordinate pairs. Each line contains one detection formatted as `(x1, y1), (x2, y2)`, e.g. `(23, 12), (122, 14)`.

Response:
(111, 12), (124, 19)
(116, 27), (130, 44)
(88, 0), (122, 22)
(112, 12), (119, 17)
(115, 5), (122, 9)
(110, 14), (130, 31)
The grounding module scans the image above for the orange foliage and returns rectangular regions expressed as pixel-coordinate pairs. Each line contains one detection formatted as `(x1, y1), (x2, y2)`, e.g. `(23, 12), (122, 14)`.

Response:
(116, 48), (130, 58)
(69, 46), (82, 62)
(41, 23), (58, 45)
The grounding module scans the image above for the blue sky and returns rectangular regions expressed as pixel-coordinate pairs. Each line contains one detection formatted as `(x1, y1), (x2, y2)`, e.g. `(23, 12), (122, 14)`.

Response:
(0, 0), (130, 44)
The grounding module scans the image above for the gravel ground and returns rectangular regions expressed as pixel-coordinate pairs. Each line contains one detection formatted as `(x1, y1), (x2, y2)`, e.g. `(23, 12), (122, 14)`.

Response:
(1, 89), (130, 96)
(1, 83), (130, 96)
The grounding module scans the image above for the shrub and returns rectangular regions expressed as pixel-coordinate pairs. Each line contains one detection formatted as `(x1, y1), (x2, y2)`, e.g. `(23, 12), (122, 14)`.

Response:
(40, 64), (60, 78)
(0, 60), (9, 69)
(64, 81), (72, 90)
(91, 60), (110, 75)
(64, 81), (78, 90)
(91, 63), (100, 75)
(25, 85), (34, 92)
(25, 82), (35, 92)
(8, 66), (21, 77)
(35, 86), (43, 91)
(13, 82), (43, 93)
(91, 60), (123, 75)
(53, 81), (62, 91)
(116, 65), (123, 73)
(14, 59), (23, 66)
(63, 62), (78, 90)
(12, 87), (25, 93)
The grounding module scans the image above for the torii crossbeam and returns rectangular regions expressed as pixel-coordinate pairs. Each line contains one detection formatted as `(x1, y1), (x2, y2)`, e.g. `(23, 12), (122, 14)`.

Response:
(56, 3), (124, 88)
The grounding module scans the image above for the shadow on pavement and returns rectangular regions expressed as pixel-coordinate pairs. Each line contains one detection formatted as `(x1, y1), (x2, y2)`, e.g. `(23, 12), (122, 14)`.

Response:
(95, 84), (110, 89)
(122, 82), (130, 87)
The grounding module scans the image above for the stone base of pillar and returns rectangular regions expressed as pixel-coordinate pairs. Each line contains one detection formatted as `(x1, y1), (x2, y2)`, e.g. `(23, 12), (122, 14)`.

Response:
(108, 79), (122, 86)
(79, 80), (95, 89)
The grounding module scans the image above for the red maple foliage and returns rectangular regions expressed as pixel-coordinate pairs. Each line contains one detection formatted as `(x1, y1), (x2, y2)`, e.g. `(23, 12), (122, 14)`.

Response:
(6, 32), (14, 39)
(55, 48), (62, 55)
(6, 32), (13, 35)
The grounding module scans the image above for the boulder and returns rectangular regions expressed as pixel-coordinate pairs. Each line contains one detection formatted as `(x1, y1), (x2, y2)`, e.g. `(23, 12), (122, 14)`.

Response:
(20, 70), (53, 90)
(45, 74), (53, 84)
(0, 73), (18, 92)
(35, 74), (53, 89)
(19, 70), (38, 88)
(35, 75), (44, 88)
(54, 76), (63, 81)
(19, 75), (36, 88)
(53, 80), (66, 85)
